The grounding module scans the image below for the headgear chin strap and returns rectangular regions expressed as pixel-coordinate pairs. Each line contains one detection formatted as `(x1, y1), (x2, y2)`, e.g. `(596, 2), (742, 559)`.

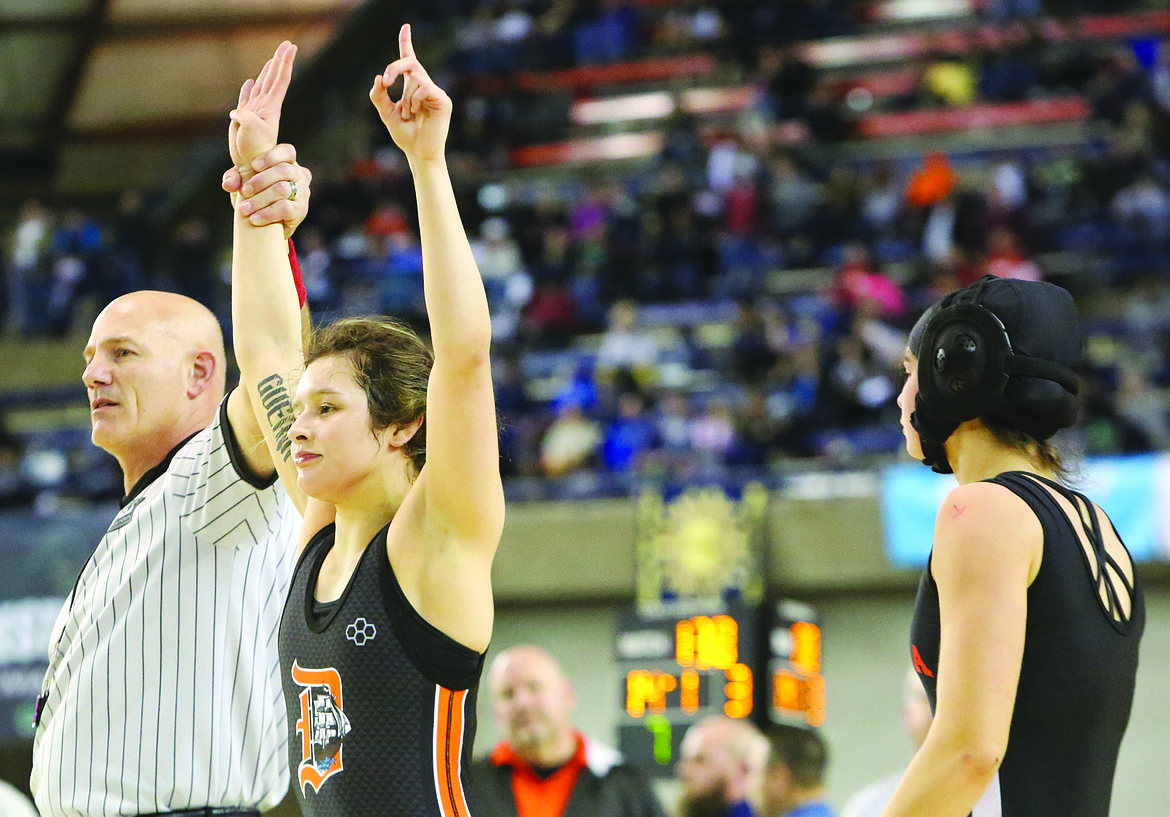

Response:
(909, 276), (1081, 474)
(910, 404), (958, 474)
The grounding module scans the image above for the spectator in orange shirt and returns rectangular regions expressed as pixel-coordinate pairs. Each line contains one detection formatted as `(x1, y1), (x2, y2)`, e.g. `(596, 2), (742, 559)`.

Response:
(469, 646), (665, 817)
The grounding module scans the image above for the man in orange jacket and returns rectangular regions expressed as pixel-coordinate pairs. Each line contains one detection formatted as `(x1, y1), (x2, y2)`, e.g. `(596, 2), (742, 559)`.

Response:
(469, 645), (665, 817)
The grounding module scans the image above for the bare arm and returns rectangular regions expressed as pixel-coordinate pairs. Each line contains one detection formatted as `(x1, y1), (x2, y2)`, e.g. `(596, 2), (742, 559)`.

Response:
(225, 277), (312, 483)
(370, 25), (505, 553)
(226, 41), (320, 527)
(221, 143), (314, 478)
(881, 481), (1041, 817)
(367, 25), (504, 652)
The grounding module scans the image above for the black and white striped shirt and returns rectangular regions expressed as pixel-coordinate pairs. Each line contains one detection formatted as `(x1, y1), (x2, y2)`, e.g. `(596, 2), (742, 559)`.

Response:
(31, 401), (299, 817)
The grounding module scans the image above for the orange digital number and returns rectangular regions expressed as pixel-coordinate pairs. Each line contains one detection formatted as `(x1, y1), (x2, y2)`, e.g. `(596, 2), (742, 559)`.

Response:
(714, 615), (738, 669)
(627, 670), (652, 718)
(773, 668), (801, 712)
(677, 615), (739, 671)
(772, 667), (827, 727)
(806, 672), (826, 727)
(680, 669), (700, 713)
(676, 620), (695, 667)
(790, 621), (822, 674)
(694, 616), (715, 669)
(723, 662), (753, 718)
(626, 670), (678, 718)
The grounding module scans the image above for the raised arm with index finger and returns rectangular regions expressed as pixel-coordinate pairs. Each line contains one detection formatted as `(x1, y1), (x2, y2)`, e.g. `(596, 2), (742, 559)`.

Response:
(234, 27), (503, 817)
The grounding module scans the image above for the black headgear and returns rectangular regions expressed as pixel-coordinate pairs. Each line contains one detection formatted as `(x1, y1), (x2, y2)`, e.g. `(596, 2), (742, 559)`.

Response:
(908, 275), (1082, 474)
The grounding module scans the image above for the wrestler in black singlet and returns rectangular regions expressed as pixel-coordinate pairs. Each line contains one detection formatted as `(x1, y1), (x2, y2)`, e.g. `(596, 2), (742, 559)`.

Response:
(280, 523), (483, 817)
(910, 471), (1144, 817)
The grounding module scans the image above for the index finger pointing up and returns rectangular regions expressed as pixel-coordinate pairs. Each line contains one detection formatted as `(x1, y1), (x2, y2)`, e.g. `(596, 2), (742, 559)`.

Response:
(399, 23), (414, 60)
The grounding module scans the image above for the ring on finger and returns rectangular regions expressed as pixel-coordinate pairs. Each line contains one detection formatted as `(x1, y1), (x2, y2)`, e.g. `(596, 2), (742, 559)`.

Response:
(287, 180), (298, 202)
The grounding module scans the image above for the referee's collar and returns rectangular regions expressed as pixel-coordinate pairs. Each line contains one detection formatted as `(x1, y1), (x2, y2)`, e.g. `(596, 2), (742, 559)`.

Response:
(120, 429), (201, 508)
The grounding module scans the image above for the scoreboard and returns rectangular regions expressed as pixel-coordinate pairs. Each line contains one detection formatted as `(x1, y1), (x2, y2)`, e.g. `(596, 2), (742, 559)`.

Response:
(615, 600), (822, 776)
(615, 603), (759, 773)
(769, 599), (825, 728)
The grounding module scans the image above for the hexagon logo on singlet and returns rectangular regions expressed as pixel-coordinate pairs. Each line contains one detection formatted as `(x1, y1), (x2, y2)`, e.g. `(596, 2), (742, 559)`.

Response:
(291, 661), (352, 793)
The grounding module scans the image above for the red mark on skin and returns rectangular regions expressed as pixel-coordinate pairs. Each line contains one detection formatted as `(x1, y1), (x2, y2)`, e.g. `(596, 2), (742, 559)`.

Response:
(951, 504), (966, 518)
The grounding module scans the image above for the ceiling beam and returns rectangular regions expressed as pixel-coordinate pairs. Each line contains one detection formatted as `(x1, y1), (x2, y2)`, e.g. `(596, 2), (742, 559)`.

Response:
(45, 0), (111, 147)
(0, 148), (56, 185)
(65, 115), (224, 144)
(0, 5), (356, 37)
(0, 12), (89, 33)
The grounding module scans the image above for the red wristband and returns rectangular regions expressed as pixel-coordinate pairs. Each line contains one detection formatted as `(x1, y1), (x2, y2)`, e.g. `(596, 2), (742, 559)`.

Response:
(288, 238), (307, 307)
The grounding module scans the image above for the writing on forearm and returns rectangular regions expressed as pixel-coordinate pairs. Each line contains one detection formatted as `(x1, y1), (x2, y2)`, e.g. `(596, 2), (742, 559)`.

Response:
(257, 374), (294, 461)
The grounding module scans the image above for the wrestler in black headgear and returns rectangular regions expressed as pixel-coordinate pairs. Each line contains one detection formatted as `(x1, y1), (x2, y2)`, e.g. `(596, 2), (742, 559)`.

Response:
(908, 275), (1082, 474)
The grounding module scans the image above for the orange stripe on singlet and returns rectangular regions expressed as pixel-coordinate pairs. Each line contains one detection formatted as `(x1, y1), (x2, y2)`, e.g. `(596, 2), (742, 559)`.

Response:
(434, 687), (472, 817)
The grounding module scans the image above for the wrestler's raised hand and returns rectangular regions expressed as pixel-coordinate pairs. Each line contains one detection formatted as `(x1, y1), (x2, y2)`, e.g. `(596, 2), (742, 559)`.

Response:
(229, 40), (297, 168)
(369, 24), (451, 163)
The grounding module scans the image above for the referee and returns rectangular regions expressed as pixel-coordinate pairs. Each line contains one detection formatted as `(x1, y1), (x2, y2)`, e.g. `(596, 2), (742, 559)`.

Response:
(29, 153), (312, 817)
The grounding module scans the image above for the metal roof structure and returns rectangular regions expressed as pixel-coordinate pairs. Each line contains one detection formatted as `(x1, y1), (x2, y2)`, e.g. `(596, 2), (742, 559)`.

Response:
(0, 0), (368, 197)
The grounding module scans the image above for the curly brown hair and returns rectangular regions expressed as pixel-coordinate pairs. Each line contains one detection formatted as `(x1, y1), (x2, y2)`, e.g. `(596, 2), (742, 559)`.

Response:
(304, 317), (432, 476)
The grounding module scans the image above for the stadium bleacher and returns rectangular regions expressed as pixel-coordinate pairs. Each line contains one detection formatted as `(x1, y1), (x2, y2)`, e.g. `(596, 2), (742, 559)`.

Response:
(4, 0), (1170, 505)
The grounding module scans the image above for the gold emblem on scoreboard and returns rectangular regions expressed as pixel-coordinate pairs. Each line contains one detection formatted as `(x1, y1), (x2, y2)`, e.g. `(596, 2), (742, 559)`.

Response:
(636, 483), (766, 610)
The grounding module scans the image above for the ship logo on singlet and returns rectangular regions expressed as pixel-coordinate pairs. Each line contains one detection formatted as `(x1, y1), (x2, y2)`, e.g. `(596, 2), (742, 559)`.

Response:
(292, 661), (352, 793)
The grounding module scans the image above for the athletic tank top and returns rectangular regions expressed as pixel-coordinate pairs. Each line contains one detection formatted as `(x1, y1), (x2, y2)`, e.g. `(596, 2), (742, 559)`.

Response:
(279, 523), (484, 817)
(910, 471), (1144, 817)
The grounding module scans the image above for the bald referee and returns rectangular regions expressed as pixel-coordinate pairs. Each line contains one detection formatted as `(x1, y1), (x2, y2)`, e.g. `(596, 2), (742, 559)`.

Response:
(29, 152), (313, 817)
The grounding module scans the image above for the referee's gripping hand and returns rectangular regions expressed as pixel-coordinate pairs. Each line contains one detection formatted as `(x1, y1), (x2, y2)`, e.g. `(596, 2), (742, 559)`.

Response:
(222, 143), (313, 242)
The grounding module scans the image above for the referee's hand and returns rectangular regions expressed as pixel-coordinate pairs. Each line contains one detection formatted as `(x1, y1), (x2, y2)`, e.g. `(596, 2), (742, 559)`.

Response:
(222, 144), (313, 241)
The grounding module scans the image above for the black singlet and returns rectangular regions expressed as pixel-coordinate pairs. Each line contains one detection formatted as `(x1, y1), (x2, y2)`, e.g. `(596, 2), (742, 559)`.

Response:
(909, 471), (1144, 817)
(279, 523), (484, 817)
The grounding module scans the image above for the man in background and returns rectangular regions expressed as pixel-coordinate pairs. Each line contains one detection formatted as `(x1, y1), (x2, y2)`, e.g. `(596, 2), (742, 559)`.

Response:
(470, 645), (665, 817)
(0, 778), (38, 817)
(761, 726), (835, 817)
(675, 715), (769, 817)
(840, 669), (932, 817)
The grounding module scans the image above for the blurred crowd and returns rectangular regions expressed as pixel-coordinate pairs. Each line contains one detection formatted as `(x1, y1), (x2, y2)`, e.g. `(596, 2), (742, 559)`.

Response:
(438, 0), (1153, 163)
(5, 0), (1170, 506)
